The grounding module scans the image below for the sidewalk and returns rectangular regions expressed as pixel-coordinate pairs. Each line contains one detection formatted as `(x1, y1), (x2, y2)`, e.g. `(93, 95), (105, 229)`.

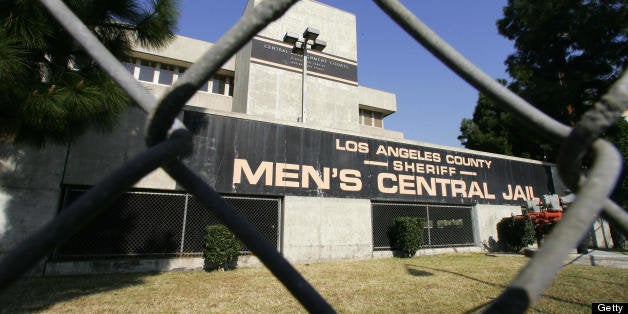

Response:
(565, 249), (628, 269)
(523, 248), (628, 269)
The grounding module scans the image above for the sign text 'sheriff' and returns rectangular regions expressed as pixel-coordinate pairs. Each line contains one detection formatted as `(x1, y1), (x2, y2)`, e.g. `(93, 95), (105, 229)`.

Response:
(184, 112), (555, 205)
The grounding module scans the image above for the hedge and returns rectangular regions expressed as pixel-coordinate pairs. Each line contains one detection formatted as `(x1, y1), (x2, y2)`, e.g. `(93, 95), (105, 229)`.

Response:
(496, 217), (535, 252)
(204, 224), (243, 271)
(389, 217), (425, 258)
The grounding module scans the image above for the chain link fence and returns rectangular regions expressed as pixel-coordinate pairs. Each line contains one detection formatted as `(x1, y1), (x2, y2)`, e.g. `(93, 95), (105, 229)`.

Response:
(0, 0), (626, 313)
(55, 189), (280, 259)
(372, 202), (474, 249)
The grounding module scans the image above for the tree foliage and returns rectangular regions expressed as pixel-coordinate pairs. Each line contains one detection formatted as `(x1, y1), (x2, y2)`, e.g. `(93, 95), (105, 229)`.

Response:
(459, 0), (627, 161)
(605, 118), (628, 248)
(606, 118), (628, 209)
(496, 217), (536, 252)
(458, 94), (513, 156)
(204, 224), (243, 271)
(0, 0), (179, 146)
(458, 79), (555, 159)
(389, 216), (425, 258)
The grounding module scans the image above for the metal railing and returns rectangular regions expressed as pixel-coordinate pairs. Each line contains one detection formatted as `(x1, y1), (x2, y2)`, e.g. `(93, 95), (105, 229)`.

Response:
(0, 0), (626, 313)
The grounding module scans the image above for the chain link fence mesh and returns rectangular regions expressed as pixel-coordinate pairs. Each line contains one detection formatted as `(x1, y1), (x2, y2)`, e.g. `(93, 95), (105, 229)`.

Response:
(427, 204), (475, 247)
(57, 190), (186, 258)
(372, 202), (474, 249)
(0, 0), (626, 313)
(55, 189), (280, 258)
(184, 195), (281, 253)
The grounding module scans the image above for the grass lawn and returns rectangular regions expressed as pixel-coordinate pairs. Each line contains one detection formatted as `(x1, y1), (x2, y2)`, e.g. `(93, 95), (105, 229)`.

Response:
(1, 254), (626, 313)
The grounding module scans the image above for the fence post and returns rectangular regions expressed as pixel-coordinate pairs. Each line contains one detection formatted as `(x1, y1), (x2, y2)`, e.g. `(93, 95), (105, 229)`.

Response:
(426, 205), (432, 247)
(179, 194), (190, 256)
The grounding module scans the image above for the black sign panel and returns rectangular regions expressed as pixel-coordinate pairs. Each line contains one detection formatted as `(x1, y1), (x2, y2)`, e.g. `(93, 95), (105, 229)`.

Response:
(250, 37), (358, 84)
(184, 112), (555, 205)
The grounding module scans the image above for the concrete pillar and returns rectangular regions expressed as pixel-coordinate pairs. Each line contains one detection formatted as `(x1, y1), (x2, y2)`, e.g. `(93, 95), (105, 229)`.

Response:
(282, 196), (372, 262)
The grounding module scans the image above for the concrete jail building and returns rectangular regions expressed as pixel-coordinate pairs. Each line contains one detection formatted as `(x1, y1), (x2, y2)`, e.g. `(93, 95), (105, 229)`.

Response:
(0, 0), (613, 275)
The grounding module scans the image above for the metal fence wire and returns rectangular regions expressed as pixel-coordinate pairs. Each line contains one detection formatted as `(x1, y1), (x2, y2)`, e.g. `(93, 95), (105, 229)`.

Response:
(372, 202), (474, 249)
(0, 0), (626, 313)
(55, 190), (280, 258)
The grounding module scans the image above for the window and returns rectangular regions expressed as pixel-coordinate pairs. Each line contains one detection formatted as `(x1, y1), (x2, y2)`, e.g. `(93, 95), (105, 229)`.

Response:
(208, 74), (233, 96)
(373, 112), (383, 127)
(359, 109), (384, 128)
(128, 58), (233, 97)
(212, 75), (226, 94)
(158, 64), (175, 85)
(138, 60), (156, 82)
(176, 67), (186, 83)
(178, 69), (210, 92)
(123, 58), (135, 74)
(199, 81), (209, 92)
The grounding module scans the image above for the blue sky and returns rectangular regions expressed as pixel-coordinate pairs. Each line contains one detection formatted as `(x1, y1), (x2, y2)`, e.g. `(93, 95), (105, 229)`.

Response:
(177, 1), (514, 148)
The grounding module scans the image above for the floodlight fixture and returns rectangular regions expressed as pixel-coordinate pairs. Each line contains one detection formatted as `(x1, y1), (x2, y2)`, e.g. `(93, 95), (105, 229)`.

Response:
(283, 32), (299, 45)
(303, 27), (320, 41)
(311, 39), (327, 52)
(282, 27), (326, 124)
(292, 41), (305, 54)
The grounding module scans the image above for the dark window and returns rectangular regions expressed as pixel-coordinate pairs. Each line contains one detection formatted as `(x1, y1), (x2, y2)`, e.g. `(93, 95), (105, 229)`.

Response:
(199, 80), (209, 92)
(158, 64), (175, 85)
(123, 58), (135, 74)
(212, 75), (226, 94)
(138, 60), (155, 82)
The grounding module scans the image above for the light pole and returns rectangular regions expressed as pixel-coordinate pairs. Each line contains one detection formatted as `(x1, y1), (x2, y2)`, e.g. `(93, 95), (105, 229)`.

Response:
(283, 27), (326, 123)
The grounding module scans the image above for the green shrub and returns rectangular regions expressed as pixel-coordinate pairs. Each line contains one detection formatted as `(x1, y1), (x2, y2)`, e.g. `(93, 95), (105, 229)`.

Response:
(204, 224), (243, 271)
(389, 217), (425, 258)
(496, 217), (535, 252)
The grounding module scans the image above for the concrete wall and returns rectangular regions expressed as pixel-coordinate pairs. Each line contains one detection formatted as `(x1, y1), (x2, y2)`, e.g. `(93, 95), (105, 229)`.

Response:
(474, 204), (522, 251)
(63, 106), (176, 189)
(358, 86), (397, 115)
(141, 82), (233, 112)
(304, 75), (360, 131)
(358, 125), (404, 139)
(237, 0), (364, 133)
(0, 142), (67, 273)
(253, 0), (357, 61)
(282, 196), (372, 262)
(243, 61), (361, 131)
(233, 42), (252, 114)
(1, 105), (557, 275)
(245, 62), (303, 121)
(133, 35), (236, 71)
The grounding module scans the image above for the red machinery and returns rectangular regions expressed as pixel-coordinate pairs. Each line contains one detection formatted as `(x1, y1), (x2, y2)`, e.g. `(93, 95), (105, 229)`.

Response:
(517, 194), (572, 244)
(522, 194), (564, 224)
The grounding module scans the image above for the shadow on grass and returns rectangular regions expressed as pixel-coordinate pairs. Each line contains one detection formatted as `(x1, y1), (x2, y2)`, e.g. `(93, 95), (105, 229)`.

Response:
(0, 272), (156, 312)
(404, 265), (433, 277)
(559, 273), (628, 288)
(408, 264), (590, 311)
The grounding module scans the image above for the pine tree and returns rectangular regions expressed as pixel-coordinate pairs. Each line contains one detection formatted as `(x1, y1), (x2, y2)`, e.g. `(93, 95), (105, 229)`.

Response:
(0, 0), (179, 146)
